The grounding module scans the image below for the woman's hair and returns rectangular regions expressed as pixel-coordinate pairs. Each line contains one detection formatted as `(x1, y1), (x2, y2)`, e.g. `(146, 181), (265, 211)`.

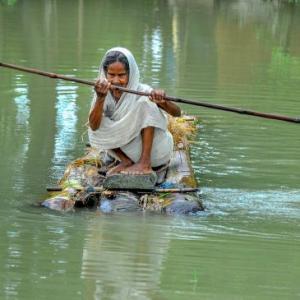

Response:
(103, 51), (129, 75)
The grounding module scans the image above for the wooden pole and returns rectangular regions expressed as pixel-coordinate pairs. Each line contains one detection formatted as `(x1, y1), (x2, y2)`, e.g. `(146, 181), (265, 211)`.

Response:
(1, 62), (299, 124)
(46, 186), (199, 193)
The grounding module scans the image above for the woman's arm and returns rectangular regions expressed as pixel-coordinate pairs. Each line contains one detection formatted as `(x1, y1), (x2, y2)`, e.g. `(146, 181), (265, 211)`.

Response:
(89, 79), (111, 130)
(149, 89), (181, 117)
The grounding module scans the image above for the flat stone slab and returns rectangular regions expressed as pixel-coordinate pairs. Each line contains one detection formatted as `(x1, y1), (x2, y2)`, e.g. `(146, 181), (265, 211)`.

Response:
(103, 172), (157, 190)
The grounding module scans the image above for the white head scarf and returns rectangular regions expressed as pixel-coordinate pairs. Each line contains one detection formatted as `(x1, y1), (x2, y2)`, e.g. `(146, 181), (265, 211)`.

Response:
(88, 47), (168, 151)
(99, 47), (140, 91)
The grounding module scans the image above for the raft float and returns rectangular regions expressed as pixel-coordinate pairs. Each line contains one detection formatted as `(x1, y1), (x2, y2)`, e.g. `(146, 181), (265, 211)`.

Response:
(41, 116), (204, 214)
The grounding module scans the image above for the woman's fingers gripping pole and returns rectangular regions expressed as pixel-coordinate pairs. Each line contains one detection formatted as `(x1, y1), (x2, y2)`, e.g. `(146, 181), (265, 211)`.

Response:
(94, 78), (111, 99)
(149, 89), (166, 105)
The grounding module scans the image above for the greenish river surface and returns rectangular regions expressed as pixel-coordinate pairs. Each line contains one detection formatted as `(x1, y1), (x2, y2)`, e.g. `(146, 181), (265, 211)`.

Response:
(1, 1), (300, 299)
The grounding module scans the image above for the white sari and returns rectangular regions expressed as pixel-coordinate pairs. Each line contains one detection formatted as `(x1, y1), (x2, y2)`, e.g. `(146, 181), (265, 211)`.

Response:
(88, 47), (173, 167)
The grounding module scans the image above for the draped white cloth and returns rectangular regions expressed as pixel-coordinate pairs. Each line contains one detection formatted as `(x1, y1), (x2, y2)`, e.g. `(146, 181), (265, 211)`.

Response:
(88, 47), (173, 167)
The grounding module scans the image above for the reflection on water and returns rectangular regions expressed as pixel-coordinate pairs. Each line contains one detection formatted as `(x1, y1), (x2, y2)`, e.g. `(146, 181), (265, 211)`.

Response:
(81, 215), (170, 299)
(141, 26), (165, 86)
(0, 0), (300, 299)
(52, 83), (78, 177)
(79, 210), (300, 299)
(14, 75), (30, 127)
(12, 75), (31, 193)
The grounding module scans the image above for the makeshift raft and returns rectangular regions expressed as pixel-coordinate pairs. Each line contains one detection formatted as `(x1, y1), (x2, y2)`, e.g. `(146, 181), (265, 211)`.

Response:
(41, 116), (204, 214)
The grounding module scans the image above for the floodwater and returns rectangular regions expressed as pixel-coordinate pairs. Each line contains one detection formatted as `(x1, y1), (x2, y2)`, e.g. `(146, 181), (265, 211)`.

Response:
(0, 0), (300, 299)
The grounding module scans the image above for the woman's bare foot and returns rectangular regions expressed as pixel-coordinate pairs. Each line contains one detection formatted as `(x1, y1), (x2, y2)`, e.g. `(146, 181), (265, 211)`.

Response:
(107, 160), (133, 175)
(121, 162), (153, 175)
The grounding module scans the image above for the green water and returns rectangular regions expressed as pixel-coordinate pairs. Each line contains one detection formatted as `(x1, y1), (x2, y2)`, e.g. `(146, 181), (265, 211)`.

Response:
(1, 0), (300, 299)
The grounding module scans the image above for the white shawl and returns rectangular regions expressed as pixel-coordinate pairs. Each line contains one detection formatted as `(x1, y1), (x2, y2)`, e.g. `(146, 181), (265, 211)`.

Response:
(88, 47), (169, 151)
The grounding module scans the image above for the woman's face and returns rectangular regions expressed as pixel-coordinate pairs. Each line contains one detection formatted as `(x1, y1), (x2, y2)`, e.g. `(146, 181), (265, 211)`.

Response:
(106, 61), (129, 100)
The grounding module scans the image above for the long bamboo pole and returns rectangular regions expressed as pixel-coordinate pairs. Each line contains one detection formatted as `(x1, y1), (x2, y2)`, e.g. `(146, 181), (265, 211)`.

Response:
(46, 185), (199, 193)
(1, 62), (299, 124)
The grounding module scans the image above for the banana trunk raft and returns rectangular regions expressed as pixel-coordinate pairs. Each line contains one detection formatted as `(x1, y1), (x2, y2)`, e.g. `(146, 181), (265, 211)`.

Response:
(41, 116), (204, 215)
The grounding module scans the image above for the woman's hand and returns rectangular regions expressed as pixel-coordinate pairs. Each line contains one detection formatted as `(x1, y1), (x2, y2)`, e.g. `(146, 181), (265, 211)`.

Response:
(149, 88), (181, 117)
(94, 78), (111, 100)
(149, 89), (166, 105)
(89, 79), (110, 130)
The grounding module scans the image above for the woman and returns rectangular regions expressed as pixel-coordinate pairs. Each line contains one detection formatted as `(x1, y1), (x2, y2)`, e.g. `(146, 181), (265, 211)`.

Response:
(88, 47), (181, 175)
